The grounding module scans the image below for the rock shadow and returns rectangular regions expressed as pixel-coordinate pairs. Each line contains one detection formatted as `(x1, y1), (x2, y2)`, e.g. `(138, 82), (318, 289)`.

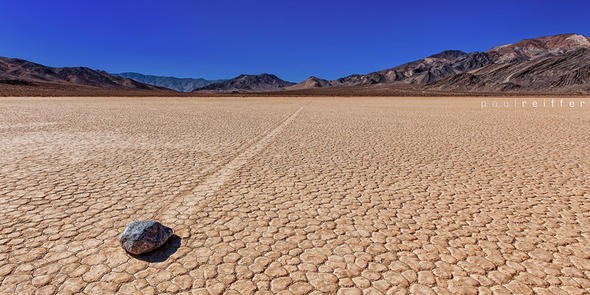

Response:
(132, 234), (181, 263)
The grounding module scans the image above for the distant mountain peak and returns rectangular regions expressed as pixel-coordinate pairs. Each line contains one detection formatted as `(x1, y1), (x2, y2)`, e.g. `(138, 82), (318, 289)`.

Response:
(563, 34), (590, 46)
(194, 73), (294, 92)
(428, 50), (468, 60)
(286, 76), (332, 90)
(235, 73), (280, 80)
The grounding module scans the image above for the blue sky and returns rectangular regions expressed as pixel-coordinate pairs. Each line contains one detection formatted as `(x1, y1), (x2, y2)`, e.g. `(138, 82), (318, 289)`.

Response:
(3, 0), (590, 81)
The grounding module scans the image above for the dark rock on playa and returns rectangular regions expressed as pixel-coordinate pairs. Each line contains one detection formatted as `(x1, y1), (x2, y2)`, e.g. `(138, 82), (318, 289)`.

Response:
(120, 221), (173, 255)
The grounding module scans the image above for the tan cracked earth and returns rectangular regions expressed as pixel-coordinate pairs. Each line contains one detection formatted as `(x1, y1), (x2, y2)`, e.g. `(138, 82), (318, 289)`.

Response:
(1, 96), (590, 295)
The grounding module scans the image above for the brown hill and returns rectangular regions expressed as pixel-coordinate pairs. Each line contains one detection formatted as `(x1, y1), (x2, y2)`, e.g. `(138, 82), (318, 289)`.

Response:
(286, 76), (333, 90)
(0, 57), (172, 95)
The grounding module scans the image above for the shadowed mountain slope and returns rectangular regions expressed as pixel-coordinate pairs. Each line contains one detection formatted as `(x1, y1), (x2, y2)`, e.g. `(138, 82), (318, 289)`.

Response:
(114, 72), (223, 92)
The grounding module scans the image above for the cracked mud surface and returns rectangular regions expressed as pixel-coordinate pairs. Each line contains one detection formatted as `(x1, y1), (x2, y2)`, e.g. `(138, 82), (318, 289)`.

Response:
(1, 97), (589, 294)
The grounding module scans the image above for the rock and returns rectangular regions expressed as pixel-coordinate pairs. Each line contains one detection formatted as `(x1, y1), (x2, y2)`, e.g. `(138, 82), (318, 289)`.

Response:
(120, 221), (173, 255)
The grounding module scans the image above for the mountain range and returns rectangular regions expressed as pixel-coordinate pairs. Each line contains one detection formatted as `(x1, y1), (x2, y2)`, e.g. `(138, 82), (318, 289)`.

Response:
(277, 33), (590, 94)
(113, 72), (223, 92)
(2, 33), (590, 96)
(0, 57), (171, 96)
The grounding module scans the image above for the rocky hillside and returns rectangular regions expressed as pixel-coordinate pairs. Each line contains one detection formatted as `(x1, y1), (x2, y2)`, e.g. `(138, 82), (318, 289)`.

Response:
(487, 33), (590, 63)
(430, 47), (590, 93)
(331, 50), (494, 87)
(428, 34), (590, 93)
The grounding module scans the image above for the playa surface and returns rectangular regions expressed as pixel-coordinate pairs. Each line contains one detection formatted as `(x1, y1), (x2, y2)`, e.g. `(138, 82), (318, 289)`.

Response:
(1, 97), (589, 294)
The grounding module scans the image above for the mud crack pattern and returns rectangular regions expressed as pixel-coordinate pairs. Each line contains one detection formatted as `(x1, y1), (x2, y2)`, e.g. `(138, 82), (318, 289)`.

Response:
(1, 97), (589, 294)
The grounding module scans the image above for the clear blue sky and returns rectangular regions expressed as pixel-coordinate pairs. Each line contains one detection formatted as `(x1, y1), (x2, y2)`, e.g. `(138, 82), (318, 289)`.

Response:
(3, 0), (589, 82)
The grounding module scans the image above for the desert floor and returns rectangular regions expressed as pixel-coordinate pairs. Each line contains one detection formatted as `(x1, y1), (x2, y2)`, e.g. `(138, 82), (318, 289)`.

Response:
(1, 97), (589, 295)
